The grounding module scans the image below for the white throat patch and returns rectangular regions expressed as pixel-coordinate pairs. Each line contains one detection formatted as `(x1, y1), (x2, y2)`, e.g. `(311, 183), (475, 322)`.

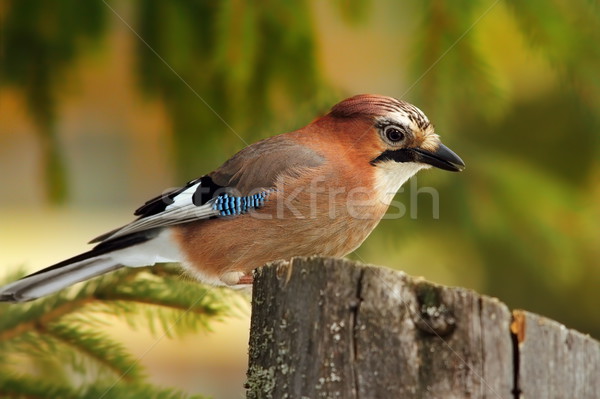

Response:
(374, 161), (429, 205)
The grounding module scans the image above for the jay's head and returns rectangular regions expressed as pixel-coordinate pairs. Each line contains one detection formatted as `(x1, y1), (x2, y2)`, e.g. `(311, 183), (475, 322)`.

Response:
(324, 94), (465, 174)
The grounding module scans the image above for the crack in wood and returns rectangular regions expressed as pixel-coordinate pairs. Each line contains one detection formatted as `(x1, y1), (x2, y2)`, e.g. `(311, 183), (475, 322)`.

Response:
(510, 318), (522, 399)
(349, 268), (364, 399)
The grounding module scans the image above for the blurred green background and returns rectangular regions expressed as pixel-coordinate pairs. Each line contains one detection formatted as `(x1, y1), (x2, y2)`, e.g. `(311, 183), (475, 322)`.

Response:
(1, 0), (599, 397)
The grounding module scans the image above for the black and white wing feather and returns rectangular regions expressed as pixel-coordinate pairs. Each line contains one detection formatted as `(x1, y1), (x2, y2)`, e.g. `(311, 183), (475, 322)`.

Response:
(90, 176), (221, 243)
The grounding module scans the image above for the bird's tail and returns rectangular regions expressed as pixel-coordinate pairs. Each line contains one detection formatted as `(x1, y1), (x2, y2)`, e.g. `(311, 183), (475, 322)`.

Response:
(0, 253), (123, 303)
(0, 230), (179, 303)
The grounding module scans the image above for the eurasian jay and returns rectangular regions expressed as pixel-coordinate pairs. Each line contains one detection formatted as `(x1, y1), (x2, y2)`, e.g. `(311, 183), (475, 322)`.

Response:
(0, 94), (465, 302)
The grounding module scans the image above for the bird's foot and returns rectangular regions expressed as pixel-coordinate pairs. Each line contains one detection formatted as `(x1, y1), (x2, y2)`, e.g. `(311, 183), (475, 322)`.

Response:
(236, 274), (254, 285)
(220, 271), (254, 286)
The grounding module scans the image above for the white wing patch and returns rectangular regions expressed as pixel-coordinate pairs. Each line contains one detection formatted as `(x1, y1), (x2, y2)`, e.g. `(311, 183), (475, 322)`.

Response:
(165, 183), (199, 211)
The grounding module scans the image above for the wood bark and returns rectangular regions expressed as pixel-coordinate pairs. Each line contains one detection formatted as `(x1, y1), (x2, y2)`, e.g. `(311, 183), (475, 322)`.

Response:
(246, 257), (599, 398)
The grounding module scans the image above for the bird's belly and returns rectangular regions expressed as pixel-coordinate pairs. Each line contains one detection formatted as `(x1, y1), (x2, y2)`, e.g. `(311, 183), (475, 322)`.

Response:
(172, 198), (387, 283)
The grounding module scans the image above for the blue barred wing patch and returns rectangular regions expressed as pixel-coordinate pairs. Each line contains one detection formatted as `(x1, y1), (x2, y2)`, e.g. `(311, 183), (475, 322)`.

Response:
(212, 191), (272, 216)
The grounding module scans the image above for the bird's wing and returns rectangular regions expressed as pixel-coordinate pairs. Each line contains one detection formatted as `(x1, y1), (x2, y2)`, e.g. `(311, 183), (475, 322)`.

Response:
(208, 134), (325, 192)
(90, 135), (324, 244)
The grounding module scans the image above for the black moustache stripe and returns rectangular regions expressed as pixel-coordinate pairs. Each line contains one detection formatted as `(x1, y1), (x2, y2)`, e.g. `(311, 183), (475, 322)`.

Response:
(370, 149), (416, 165)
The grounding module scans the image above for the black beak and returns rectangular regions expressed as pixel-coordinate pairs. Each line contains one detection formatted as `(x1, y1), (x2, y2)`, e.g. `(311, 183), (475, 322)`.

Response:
(412, 144), (465, 172)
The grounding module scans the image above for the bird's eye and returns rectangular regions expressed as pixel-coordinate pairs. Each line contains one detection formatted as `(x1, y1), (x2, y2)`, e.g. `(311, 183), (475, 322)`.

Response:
(384, 126), (405, 143)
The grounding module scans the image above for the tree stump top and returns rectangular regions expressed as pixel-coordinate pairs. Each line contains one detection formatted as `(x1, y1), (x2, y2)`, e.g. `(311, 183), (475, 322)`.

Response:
(246, 257), (599, 399)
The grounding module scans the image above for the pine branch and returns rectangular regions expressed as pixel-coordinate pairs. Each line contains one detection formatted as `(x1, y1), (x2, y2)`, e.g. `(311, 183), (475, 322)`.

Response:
(0, 373), (79, 399)
(0, 265), (228, 341)
(43, 323), (142, 380)
(0, 264), (236, 397)
(81, 382), (209, 399)
(0, 297), (95, 342)
(0, 373), (209, 399)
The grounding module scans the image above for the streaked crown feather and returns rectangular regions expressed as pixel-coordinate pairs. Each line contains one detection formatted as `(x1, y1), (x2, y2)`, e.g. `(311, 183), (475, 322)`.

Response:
(330, 94), (430, 130)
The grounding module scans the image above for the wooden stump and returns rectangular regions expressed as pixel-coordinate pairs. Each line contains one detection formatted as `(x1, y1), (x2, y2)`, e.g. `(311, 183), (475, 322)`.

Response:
(246, 257), (599, 399)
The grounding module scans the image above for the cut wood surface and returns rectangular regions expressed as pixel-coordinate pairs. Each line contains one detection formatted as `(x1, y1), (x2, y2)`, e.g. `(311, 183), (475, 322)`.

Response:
(246, 257), (599, 399)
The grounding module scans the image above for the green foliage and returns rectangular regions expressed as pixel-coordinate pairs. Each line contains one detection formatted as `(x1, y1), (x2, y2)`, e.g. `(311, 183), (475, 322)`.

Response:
(0, 265), (231, 398)
(332, 0), (372, 25)
(1, 0), (332, 197)
(505, 0), (600, 110)
(135, 0), (331, 180)
(410, 0), (504, 127)
(0, 0), (107, 204)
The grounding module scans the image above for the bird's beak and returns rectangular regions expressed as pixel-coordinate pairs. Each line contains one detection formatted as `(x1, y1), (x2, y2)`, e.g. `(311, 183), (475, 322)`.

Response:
(412, 143), (465, 172)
